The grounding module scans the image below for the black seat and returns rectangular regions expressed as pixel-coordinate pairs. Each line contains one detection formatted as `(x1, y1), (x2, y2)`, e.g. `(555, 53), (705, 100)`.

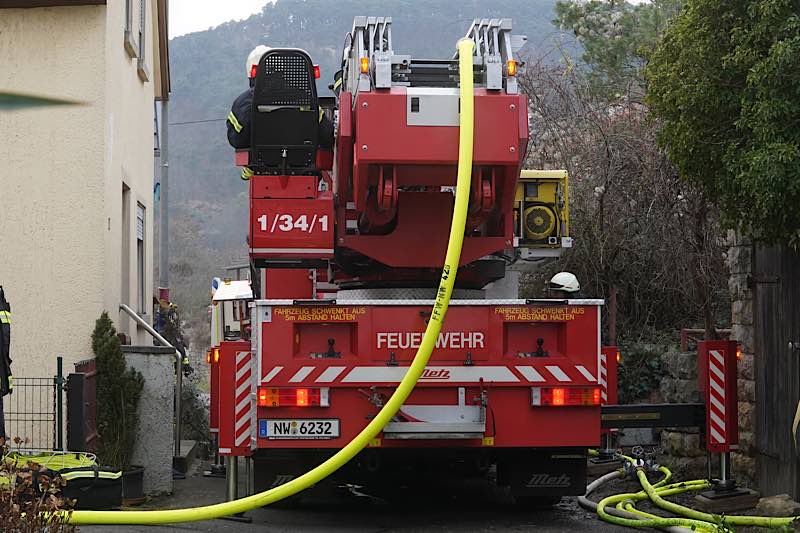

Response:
(250, 49), (320, 175)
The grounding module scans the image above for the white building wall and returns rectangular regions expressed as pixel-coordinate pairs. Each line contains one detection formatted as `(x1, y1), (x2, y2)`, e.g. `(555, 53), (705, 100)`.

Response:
(103, 0), (157, 344)
(0, 6), (107, 379)
(0, 2), (160, 380)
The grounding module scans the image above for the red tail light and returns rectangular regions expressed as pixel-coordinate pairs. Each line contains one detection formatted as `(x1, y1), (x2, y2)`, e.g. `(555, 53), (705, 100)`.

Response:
(313, 64), (321, 79)
(531, 387), (601, 407)
(257, 387), (329, 407)
(296, 388), (309, 406)
(552, 388), (565, 406)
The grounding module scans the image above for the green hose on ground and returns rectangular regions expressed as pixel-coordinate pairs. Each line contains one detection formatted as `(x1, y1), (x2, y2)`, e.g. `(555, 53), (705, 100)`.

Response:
(592, 451), (800, 530)
(594, 468), (718, 531)
(636, 468), (799, 528)
(62, 38), (477, 526)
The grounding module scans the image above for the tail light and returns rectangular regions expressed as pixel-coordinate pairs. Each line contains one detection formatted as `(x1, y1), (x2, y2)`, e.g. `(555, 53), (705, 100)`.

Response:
(257, 387), (330, 407)
(313, 64), (321, 79)
(531, 387), (601, 407)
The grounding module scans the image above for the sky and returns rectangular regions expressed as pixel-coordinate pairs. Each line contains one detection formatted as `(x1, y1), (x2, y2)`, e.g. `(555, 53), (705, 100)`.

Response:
(168, 0), (652, 39)
(169, 0), (273, 39)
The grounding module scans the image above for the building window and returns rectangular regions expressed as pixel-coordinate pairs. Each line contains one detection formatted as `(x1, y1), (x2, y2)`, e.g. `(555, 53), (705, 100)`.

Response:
(124, 0), (139, 58)
(137, 203), (146, 315)
(137, 0), (150, 81)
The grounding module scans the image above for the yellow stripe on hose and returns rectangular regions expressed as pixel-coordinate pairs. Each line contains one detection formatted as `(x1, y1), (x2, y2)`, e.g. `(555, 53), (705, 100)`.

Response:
(64, 38), (477, 525)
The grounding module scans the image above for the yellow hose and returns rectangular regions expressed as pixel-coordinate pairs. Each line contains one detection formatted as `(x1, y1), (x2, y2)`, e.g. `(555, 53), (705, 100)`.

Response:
(64, 38), (477, 525)
(596, 454), (800, 531)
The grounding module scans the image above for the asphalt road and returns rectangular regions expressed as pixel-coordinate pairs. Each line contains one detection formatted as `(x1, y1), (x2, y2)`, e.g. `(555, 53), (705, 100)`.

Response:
(80, 463), (627, 532)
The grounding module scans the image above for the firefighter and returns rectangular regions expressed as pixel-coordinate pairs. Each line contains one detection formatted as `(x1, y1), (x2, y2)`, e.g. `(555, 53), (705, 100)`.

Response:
(227, 45), (335, 180)
(547, 271), (581, 298)
(0, 286), (12, 441)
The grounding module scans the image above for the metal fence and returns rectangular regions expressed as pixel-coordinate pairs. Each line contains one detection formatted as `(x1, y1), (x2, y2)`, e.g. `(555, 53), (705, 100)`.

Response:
(2, 357), (64, 450)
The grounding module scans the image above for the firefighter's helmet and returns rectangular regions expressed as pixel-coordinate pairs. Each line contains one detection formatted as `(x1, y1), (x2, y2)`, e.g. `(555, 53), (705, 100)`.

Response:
(246, 45), (270, 80)
(549, 272), (580, 293)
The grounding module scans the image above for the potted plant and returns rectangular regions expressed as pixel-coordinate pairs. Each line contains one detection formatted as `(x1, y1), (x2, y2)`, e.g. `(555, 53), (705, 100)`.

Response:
(92, 312), (145, 505)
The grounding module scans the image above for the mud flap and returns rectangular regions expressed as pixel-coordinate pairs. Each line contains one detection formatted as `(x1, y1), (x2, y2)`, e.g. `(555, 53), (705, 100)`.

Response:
(253, 449), (334, 506)
(497, 448), (587, 498)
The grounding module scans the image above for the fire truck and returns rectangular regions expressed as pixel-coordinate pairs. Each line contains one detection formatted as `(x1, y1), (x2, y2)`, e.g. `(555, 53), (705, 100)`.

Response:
(208, 17), (612, 506)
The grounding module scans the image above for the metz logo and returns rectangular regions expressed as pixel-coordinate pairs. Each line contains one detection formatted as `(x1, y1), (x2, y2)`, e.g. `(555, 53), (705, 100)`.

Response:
(526, 473), (571, 488)
(419, 368), (451, 380)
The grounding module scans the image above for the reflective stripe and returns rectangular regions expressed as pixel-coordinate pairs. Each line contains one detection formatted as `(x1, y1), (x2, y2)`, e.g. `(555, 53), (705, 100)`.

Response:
(318, 107), (324, 123)
(333, 77), (342, 90)
(227, 111), (243, 133)
(241, 166), (254, 180)
(61, 470), (122, 481)
(0, 310), (10, 324)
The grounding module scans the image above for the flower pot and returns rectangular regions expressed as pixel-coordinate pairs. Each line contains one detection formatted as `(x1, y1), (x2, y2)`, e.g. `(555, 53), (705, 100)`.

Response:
(122, 465), (146, 506)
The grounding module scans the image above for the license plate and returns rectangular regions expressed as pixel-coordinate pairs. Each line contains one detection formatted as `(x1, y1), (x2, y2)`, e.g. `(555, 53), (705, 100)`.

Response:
(259, 419), (340, 439)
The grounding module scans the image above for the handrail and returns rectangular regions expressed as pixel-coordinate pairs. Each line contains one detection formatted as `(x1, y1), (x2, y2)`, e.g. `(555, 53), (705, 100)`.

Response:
(119, 303), (182, 458)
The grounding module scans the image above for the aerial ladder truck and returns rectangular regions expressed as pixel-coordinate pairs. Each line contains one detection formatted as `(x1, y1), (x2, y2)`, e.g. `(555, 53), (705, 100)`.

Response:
(209, 17), (611, 506)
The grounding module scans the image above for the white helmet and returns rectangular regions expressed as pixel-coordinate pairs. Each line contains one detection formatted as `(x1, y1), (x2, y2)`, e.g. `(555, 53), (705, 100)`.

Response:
(246, 45), (270, 79)
(549, 272), (580, 293)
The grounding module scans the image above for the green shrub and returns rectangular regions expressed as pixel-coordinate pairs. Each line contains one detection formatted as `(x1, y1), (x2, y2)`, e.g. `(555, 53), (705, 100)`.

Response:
(93, 312), (144, 469)
(617, 341), (667, 404)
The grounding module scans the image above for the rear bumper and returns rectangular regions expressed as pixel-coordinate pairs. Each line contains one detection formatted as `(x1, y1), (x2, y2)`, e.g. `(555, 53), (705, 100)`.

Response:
(254, 386), (600, 450)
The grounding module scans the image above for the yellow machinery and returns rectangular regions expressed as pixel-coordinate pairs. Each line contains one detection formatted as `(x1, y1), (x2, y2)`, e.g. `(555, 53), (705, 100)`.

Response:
(514, 169), (571, 259)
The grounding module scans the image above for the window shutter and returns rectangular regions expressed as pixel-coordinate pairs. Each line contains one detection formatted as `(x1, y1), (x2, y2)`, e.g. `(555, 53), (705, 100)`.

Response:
(136, 204), (145, 241)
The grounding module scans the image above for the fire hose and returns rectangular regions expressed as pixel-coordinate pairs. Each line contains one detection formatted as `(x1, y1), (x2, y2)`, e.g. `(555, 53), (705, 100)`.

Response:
(583, 452), (800, 531)
(62, 37), (477, 525)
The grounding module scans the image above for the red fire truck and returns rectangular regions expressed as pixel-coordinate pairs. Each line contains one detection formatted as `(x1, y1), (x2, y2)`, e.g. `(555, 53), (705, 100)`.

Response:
(209, 17), (612, 505)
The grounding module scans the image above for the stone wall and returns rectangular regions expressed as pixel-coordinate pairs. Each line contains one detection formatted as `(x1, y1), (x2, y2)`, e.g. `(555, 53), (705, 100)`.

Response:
(660, 350), (707, 477)
(123, 346), (175, 496)
(727, 230), (757, 488)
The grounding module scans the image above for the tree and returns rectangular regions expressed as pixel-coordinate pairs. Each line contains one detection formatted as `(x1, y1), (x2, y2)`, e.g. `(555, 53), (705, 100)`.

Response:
(554, 0), (682, 97)
(93, 312), (144, 469)
(519, 57), (729, 341)
(646, 0), (800, 247)
(543, 1), (728, 341)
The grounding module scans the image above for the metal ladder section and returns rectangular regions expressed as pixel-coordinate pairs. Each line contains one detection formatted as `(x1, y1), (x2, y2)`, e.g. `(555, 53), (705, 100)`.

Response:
(342, 16), (528, 94)
(457, 18), (529, 93)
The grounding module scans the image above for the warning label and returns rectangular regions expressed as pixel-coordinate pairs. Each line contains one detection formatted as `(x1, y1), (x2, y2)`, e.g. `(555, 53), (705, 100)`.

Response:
(274, 306), (366, 322)
(493, 306), (586, 322)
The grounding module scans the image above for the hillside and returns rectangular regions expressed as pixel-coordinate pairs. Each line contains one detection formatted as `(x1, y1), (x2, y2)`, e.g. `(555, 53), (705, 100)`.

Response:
(166, 0), (561, 325)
